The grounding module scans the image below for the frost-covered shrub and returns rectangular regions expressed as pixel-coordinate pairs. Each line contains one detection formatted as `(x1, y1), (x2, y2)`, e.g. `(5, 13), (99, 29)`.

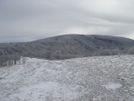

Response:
(99, 49), (112, 55)
(94, 48), (121, 56)
(127, 47), (134, 54)
(110, 48), (120, 55)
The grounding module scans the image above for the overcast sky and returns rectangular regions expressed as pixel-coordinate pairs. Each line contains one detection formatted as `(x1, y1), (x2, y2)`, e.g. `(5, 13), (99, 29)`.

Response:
(0, 0), (134, 42)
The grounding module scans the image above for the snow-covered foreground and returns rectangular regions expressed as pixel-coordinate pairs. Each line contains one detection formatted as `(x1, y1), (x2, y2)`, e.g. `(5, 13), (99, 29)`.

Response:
(0, 55), (134, 101)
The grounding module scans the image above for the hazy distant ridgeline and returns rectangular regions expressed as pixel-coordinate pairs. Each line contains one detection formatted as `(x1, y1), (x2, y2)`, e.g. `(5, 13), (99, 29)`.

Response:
(0, 34), (134, 66)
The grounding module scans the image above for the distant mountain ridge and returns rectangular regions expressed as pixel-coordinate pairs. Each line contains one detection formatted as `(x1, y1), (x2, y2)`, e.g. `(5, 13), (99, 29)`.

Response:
(37, 34), (134, 50)
(0, 34), (134, 61)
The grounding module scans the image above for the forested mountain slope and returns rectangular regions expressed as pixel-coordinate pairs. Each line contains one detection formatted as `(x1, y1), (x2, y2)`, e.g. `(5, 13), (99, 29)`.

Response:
(35, 34), (134, 58)
(0, 34), (134, 62)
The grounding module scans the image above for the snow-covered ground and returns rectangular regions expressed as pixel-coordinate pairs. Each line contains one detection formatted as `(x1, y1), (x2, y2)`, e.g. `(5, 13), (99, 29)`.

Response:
(0, 55), (134, 101)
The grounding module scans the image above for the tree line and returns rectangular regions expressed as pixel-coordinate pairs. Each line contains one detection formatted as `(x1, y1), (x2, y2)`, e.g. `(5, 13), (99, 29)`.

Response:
(0, 54), (27, 67)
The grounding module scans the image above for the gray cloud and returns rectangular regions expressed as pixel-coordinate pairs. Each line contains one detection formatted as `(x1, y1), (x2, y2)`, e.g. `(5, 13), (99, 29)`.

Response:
(0, 0), (134, 42)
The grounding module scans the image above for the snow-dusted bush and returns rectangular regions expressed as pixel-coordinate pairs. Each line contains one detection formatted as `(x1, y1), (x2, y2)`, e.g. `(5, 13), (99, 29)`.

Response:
(94, 48), (120, 56)
(127, 47), (134, 54)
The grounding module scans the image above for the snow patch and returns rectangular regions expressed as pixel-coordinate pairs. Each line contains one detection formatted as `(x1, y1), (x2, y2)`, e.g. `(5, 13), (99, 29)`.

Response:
(103, 82), (122, 90)
(9, 82), (80, 100)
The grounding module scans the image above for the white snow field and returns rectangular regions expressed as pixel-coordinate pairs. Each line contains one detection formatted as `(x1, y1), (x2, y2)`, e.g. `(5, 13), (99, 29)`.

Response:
(0, 55), (134, 101)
